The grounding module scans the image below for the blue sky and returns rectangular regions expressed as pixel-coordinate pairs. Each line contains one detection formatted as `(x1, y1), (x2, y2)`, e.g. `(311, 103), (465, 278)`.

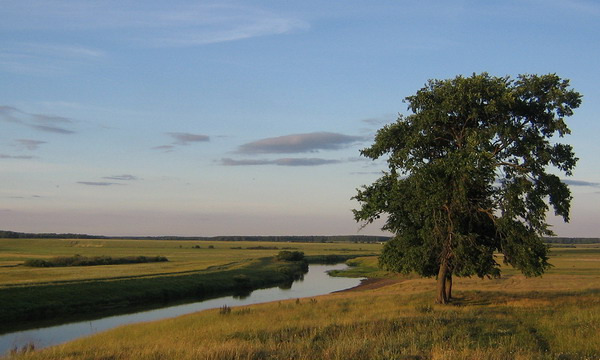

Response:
(1, 0), (599, 237)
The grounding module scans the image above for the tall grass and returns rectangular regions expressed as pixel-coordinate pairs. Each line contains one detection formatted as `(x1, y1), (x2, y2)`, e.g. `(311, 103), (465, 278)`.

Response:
(7, 288), (599, 359)
(3, 244), (599, 360)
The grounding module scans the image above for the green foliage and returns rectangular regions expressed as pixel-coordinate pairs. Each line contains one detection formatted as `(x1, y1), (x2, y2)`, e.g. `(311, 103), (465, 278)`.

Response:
(276, 251), (305, 262)
(354, 73), (581, 302)
(24, 255), (168, 267)
(232, 274), (251, 288)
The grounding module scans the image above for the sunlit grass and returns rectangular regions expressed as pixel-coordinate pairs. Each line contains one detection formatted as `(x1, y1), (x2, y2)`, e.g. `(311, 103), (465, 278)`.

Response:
(8, 284), (599, 359)
(3, 244), (599, 360)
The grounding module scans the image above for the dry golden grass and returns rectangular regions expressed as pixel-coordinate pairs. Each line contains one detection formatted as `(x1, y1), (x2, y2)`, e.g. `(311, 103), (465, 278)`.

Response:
(4, 245), (600, 360)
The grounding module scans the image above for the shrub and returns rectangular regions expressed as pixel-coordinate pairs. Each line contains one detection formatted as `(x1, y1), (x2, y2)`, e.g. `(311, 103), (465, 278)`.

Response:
(23, 259), (52, 267)
(276, 251), (305, 262)
(233, 274), (251, 288)
(23, 255), (169, 267)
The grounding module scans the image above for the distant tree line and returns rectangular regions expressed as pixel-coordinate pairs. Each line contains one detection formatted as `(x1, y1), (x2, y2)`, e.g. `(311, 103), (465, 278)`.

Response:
(0, 230), (106, 239)
(24, 255), (168, 267)
(544, 237), (600, 244)
(0, 230), (389, 243)
(4, 230), (598, 245)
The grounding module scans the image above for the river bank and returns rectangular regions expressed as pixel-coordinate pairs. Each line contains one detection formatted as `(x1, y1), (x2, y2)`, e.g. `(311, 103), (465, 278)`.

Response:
(0, 257), (309, 333)
(1, 263), (363, 355)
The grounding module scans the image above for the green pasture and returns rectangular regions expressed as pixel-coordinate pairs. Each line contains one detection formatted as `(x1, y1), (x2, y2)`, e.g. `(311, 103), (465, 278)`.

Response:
(0, 238), (379, 330)
(0, 238), (380, 286)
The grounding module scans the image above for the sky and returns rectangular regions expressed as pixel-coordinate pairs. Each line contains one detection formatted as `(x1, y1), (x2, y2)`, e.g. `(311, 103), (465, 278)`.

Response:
(1, 0), (599, 237)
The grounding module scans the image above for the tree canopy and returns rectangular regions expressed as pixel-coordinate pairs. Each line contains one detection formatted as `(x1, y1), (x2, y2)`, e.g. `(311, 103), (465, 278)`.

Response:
(353, 73), (581, 303)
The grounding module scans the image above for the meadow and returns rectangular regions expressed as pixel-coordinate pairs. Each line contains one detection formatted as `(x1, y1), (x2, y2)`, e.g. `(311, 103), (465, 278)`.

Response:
(0, 238), (378, 286)
(2, 241), (600, 359)
(0, 238), (379, 329)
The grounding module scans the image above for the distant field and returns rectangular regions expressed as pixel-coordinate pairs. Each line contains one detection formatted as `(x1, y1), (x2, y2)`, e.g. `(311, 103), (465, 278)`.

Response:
(0, 238), (381, 287)
(0, 238), (380, 330)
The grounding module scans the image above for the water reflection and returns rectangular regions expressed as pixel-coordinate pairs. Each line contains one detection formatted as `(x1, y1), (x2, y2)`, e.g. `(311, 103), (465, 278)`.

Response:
(0, 263), (361, 355)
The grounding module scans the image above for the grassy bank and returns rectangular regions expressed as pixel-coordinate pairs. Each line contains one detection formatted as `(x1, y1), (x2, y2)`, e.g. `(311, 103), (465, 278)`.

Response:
(0, 238), (379, 286)
(0, 257), (309, 332)
(4, 245), (599, 360)
(0, 239), (379, 331)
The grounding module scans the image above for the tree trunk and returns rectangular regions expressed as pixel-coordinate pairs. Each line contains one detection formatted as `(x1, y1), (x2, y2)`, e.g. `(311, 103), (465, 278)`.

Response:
(436, 262), (449, 304)
(445, 273), (452, 301)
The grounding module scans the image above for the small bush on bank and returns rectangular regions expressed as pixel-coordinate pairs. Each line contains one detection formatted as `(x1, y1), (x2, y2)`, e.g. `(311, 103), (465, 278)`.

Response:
(233, 274), (251, 288)
(276, 251), (304, 262)
(23, 255), (168, 267)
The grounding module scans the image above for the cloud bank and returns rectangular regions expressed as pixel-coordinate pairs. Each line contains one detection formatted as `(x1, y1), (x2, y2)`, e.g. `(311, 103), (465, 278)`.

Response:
(0, 3), (308, 48)
(221, 157), (342, 166)
(238, 132), (365, 154)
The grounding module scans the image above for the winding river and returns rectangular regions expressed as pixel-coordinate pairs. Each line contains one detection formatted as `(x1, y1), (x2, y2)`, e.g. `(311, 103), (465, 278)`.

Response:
(0, 263), (362, 354)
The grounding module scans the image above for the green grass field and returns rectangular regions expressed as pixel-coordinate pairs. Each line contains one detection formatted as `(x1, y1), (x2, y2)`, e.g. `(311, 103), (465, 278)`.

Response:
(0, 238), (380, 286)
(2, 241), (599, 360)
(0, 238), (379, 330)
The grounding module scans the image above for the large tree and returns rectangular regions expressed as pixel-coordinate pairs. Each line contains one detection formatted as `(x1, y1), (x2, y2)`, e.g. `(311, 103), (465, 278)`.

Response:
(353, 73), (581, 303)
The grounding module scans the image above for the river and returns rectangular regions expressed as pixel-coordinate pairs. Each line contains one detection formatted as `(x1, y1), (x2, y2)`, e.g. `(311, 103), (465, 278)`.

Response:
(0, 263), (362, 355)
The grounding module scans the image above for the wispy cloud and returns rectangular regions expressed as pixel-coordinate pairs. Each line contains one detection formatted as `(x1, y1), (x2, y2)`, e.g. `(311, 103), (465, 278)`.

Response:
(0, 3), (309, 48)
(563, 179), (600, 187)
(0, 106), (20, 121)
(0, 41), (107, 75)
(0, 154), (35, 160)
(361, 114), (396, 126)
(0, 105), (77, 134)
(154, 132), (210, 152)
(30, 124), (76, 134)
(167, 132), (210, 145)
(18, 43), (106, 59)
(531, 0), (600, 16)
(153, 145), (176, 152)
(77, 181), (124, 186)
(145, 5), (309, 47)
(350, 171), (384, 175)
(238, 132), (366, 154)
(79, 174), (140, 186)
(221, 157), (342, 167)
(102, 174), (139, 181)
(16, 139), (46, 150)
(5, 194), (42, 199)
